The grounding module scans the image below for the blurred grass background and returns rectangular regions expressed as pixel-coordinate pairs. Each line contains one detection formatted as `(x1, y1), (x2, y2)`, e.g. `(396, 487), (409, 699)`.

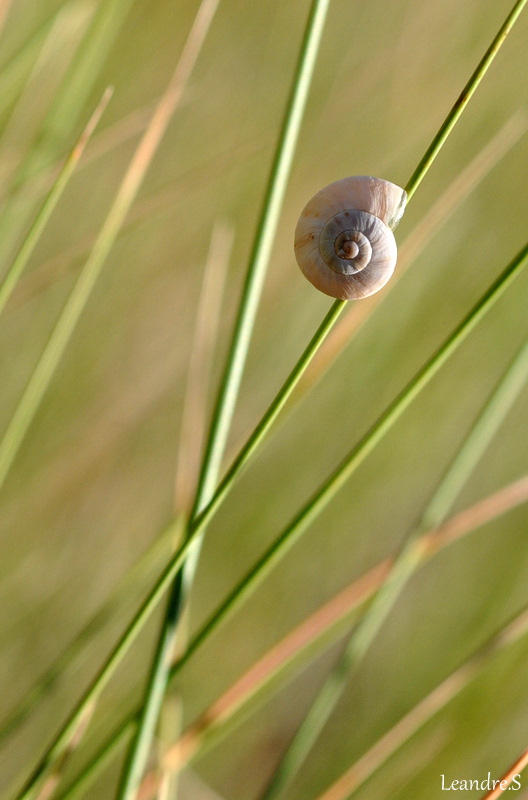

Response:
(1, 0), (528, 798)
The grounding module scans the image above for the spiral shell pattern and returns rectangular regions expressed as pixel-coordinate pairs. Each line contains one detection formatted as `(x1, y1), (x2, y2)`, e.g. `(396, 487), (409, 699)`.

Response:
(294, 176), (407, 300)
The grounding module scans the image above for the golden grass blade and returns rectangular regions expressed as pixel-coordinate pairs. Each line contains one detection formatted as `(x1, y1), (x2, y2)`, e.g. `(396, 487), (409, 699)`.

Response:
(481, 748), (528, 799)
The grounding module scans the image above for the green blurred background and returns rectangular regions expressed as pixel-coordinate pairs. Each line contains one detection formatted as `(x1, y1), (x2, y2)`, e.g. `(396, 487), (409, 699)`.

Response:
(1, 0), (528, 798)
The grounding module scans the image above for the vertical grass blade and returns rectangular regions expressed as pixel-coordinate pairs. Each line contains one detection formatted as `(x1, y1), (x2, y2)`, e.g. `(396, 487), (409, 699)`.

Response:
(115, 2), (332, 798)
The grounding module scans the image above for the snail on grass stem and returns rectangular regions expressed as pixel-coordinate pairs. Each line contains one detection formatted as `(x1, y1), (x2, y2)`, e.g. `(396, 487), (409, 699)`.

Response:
(294, 175), (407, 299)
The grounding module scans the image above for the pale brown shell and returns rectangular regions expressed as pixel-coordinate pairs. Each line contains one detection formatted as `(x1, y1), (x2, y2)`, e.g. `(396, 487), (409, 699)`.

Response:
(294, 176), (407, 300)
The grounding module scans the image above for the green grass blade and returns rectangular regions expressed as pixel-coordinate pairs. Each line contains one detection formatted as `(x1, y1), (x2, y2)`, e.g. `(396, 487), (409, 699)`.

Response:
(190, 0), (332, 515)
(0, 17), (56, 121)
(257, 334), (528, 800)
(0, 0), (135, 287)
(405, 0), (528, 201)
(0, 87), (112, 318)
(189, 297), (347, 540)
(115, 2), (332, 797)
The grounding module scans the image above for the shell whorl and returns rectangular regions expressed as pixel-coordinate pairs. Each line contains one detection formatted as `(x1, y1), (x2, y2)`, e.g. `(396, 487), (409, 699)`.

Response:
(294, 176), (407, 300)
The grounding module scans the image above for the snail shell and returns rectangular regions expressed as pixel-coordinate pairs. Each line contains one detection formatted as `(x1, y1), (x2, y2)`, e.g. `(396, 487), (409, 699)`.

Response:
(294, 175), (407, 300)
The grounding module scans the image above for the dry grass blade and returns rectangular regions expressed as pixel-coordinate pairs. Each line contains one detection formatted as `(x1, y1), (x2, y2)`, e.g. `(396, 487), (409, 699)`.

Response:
(422, 473), (528, 555)
(8, 133), (265, 311)
(481, 748), (528, 799)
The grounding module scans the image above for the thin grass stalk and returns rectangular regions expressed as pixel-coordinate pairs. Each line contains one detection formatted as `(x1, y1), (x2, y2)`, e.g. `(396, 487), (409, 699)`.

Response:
(258, 332), (528, 799)
(0, 87), (112, 318)
(10, 0), (220, 794)
(313, 606), (528, 800)
(53, 469), (528, 800)
(55, 723), (132, 800)
(115, 2), (333, 797)
(161, 221), (233, 800)
(404, 0), (528, 201)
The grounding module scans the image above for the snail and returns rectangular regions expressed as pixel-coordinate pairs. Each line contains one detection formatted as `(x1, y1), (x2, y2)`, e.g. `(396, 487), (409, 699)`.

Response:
(294, 175), (407, 300)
